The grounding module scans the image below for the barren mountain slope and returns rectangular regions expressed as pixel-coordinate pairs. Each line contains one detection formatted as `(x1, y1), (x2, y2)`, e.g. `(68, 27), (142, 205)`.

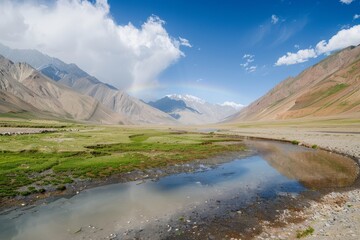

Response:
(0, 55), (130, 124)
(230, 45), (360, 121)
(0, 91), (39, 114)
(76, 81), (177, 125)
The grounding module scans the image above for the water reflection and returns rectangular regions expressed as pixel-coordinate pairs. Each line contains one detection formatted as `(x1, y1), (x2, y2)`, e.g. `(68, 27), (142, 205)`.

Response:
(247, 140), (359, 189)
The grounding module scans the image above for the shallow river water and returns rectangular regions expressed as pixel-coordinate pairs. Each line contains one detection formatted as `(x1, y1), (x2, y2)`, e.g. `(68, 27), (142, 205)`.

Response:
(0, 140), (358, 240)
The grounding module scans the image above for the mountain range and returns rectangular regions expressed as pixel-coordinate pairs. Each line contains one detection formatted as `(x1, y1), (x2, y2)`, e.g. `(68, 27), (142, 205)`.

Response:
(0, 43), (359, 125)
(0, 44), (242, 125)
(0, 56), (129, 124)
(149, 94), (242, 124)
(0, 43), (176, 125)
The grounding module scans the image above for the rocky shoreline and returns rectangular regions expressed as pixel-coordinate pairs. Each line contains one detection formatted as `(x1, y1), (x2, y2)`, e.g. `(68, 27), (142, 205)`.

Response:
(255, 189), (360, 240)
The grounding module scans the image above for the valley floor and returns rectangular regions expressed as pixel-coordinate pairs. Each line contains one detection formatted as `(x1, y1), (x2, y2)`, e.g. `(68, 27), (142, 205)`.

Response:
(1, 116), (360, 239)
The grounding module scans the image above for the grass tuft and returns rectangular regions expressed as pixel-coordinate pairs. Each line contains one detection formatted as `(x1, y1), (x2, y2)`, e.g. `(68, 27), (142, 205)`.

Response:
(296, 226), (314, 238)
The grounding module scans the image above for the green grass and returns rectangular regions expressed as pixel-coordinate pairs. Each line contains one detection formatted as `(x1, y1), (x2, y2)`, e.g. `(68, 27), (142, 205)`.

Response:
(0, 112), (41, 120)
(296, 226), (314, 238)
(290, 83), (349, 111)
(322, 83), (348, 98)
(0, 118), (72, 128)
(0, 122), (246, 198)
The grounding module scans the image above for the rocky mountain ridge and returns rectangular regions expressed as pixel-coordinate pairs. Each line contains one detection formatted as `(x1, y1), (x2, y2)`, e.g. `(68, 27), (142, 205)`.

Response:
(0, 55), (129, 124)
(229, 45), (360, 122)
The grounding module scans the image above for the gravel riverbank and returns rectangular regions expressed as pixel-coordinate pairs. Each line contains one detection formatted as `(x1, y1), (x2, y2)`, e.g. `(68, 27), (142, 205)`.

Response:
(219, 127), (360, 240)
(255, 189), (360, 240)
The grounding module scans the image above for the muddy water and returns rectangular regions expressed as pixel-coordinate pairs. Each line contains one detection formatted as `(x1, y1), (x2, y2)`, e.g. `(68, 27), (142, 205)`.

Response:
(0, 140), (358, 240)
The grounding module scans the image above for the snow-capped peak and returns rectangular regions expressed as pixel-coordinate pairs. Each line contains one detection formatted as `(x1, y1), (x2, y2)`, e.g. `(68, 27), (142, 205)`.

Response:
(220, 101), (244, 110)
(166, 94), (206, 104)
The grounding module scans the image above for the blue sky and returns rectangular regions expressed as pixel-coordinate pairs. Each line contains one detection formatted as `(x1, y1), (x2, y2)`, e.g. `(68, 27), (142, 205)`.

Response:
(0, 0), (359, 105)
(109, 0), (360, 104)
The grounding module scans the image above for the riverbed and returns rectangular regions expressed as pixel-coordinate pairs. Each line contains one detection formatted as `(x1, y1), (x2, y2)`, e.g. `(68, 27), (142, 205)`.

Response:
(0, 140), (358, 240)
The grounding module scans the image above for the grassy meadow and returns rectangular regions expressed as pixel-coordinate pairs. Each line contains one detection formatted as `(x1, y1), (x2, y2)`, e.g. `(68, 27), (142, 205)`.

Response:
(0, 118), (245, 198)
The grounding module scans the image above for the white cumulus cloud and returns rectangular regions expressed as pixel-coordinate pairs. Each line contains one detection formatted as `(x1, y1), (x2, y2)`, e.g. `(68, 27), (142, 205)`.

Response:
(0, 0), (191, 91)
(220, 101), (244, 110)
(340, 0), (355, 4)
(275, 25), (360, 66)
(354, 14), (360, 20)
(275, 49), (317, 66)
(315, 25), (360, 54)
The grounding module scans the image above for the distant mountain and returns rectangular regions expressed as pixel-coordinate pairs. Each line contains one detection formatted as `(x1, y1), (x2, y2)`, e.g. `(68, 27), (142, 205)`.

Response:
(149, 94), (243, 124)
(148, 96), (200, 119)
(0, 43), (176, 125)
(0, 55), (129, 124)
(228, 45), (360, 122)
